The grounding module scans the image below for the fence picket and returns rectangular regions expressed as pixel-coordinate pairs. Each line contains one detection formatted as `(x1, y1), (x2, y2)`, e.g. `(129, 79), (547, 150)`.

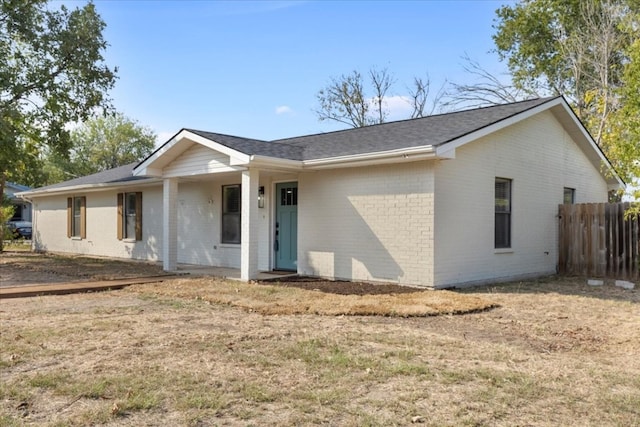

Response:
(558, 202), (639, 280)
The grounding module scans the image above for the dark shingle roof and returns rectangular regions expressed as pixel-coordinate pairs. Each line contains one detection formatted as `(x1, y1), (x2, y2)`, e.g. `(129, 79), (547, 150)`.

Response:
(270, 97), (556, 160)
(186, 130), (305, 160)
(25, 97), (560, 193)
(185, 97), (556, 160)
(30, 162), (152, 192)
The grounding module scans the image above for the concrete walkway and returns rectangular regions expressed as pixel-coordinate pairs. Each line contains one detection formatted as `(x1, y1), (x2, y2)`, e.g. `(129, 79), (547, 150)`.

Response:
(0, 275), (184, 299)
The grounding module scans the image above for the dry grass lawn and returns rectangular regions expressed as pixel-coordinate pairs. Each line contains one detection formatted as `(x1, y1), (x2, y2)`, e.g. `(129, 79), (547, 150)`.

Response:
(0, 267), (639, 426)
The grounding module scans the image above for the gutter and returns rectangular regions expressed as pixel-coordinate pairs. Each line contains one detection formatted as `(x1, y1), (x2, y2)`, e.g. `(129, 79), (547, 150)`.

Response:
(15, 178), (162, 199)
(302, 145), (438, 169)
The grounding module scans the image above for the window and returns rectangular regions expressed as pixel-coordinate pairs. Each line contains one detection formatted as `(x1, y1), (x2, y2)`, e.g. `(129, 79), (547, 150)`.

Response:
(563, 187), (575, 204)
(495, 178), (511, 249)
(67, 196), (86, 239)
(222, 184), (241, 244)
(280, 186), (298, 206)
(117, 192), (142, 240)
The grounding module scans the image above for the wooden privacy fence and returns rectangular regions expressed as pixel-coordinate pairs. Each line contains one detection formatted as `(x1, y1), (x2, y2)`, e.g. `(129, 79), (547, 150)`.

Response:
(558, 203), (639, 280)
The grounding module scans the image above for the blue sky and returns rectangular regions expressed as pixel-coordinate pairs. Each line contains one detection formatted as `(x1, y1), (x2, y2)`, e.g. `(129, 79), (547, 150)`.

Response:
(84, 0), (513, 144)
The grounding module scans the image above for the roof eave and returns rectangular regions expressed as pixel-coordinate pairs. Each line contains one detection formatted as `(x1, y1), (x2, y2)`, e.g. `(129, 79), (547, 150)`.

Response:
(303, 146), (438, 169)
(134, 129), (252, 177)
(15, 178), (162, 199)
(249, 155), (303, 171)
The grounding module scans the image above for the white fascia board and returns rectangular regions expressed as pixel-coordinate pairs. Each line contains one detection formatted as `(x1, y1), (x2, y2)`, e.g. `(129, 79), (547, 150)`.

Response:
(133, 129), (252, 176)
(182, 131), (251, 165)
(437, 97), (565, 155)
(133, 135), (181, 176)
(15, 179), (162, 199)
(303, 145), (437, 169)
(249, 155), (303, 171)
(554, 102), (624, 188)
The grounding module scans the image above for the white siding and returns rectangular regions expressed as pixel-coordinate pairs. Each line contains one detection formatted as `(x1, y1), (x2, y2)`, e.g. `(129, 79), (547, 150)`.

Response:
(163, 144), (237, 177)
(298, 162), (435, 287)
(32, 187), (163, 261)
(433, 110), (608, 288)
(175, 178), (271, 271)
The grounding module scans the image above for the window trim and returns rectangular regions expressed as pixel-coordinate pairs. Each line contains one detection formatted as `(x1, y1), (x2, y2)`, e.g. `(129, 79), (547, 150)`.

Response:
(67, 196), (86, 239)
(563, 187), (575, 204)
(221, 184), (241, 244)
(117, 192), (142, 241)
(495, 178), (512, 249)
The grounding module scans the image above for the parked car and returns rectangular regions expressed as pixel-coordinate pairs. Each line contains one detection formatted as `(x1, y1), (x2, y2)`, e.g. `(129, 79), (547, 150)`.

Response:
(6, 221), (32, 240)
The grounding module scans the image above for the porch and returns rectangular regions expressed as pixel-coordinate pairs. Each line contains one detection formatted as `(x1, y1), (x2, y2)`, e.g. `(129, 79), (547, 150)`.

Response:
(176, 264), (298, 281)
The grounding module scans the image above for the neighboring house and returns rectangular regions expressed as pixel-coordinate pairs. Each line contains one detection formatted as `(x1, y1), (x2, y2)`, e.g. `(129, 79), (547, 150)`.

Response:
(5, 182), (32, 222)
(17, 97), (624, 288)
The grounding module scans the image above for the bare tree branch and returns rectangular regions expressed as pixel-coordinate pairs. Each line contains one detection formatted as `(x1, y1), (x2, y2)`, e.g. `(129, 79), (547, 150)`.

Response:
(369, 67), (394, 124)
(442, 53), (536, 110)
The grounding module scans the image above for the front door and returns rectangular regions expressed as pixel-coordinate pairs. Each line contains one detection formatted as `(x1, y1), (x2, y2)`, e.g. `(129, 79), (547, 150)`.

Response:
(275, 182), (298, 271)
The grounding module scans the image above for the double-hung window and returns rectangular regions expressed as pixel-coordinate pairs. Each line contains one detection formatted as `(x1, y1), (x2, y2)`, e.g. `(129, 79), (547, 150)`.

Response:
(117, 192), (142, 241)
(495, 178), (512, 249)
(67, 196), (86, 239)
(222, 184), (241, 244)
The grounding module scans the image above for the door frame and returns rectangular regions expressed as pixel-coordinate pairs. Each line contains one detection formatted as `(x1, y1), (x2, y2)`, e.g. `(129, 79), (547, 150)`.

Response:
(273, 181), (298, 271)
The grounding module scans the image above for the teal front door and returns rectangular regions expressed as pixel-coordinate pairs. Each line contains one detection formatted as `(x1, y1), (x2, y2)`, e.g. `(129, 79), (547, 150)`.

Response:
(275, 182), (298, 271)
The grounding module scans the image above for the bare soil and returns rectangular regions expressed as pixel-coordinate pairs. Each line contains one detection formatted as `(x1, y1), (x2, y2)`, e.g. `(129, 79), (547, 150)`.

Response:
(0, 252), (168, 288)
(0, 252), (431, 296)
(1, 252), (639, 426)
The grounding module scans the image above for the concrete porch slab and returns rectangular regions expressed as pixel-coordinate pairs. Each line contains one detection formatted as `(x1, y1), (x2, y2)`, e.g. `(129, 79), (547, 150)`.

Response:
(175, 264), (297, 281)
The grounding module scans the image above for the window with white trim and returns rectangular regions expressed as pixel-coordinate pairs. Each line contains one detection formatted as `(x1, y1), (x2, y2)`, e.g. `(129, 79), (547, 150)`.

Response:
(117, 192), (142, 241)
(495, 178), (512, 249)
(67, 196), (86, 239)
(222, 184), (241, 244)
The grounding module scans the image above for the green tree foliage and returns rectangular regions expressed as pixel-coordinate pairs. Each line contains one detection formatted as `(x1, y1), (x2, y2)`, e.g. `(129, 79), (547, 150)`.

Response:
(0, 0), (116, 195)
(0, 195), (15, 242)
(603, 26), (640, 194)
(44, 113), (157, 183)
(493, 0), (639, 195)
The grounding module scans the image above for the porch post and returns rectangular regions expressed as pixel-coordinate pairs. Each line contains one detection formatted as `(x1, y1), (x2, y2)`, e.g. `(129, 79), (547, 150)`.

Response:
(241, 169), (259, 281)
(163, 178), (178, 271)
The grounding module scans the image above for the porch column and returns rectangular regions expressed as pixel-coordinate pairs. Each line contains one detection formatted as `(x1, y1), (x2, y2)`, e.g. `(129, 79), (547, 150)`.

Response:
(241, 169), (259, 281)
(163, 178), (178, 271)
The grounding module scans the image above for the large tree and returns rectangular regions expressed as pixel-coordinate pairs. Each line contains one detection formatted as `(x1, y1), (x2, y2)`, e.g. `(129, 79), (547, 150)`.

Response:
(493, 0), (639, 191)
(44, 113), (157, 183)
(0, 0), (116, 198)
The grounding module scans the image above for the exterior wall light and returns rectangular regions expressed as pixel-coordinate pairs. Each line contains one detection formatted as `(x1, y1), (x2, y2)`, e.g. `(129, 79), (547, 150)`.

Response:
(258, 186), (265, 208)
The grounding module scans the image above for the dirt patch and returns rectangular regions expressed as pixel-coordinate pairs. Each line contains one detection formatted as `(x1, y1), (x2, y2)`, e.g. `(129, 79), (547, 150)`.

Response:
(0, 252), (167, 288)
(262, 275), (430, 295)
(1, 275), (638, 426)
(129, 277), (495, 317)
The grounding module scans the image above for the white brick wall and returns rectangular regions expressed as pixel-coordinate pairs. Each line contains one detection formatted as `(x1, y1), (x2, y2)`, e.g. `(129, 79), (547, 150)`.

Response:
(433, 110), (608, 288)
(298, 162), (435, 287)
(32, 187), (163, 261)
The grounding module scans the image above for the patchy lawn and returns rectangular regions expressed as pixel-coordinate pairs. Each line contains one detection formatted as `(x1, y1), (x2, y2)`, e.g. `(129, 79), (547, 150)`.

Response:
(0, 252), (167, 287)
(1, 267), (638, 426)
(130, 278), (495, 317)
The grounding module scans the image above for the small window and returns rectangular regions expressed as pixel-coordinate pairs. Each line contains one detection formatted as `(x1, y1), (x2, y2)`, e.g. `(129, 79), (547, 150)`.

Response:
(117, 192), (142, 240)
(563, 187), (575, 204)
(495, 178), (511, 249)
(67, 196), (86, 239)
(222, 184), (241, 244)
(280, 186), (298, 206)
